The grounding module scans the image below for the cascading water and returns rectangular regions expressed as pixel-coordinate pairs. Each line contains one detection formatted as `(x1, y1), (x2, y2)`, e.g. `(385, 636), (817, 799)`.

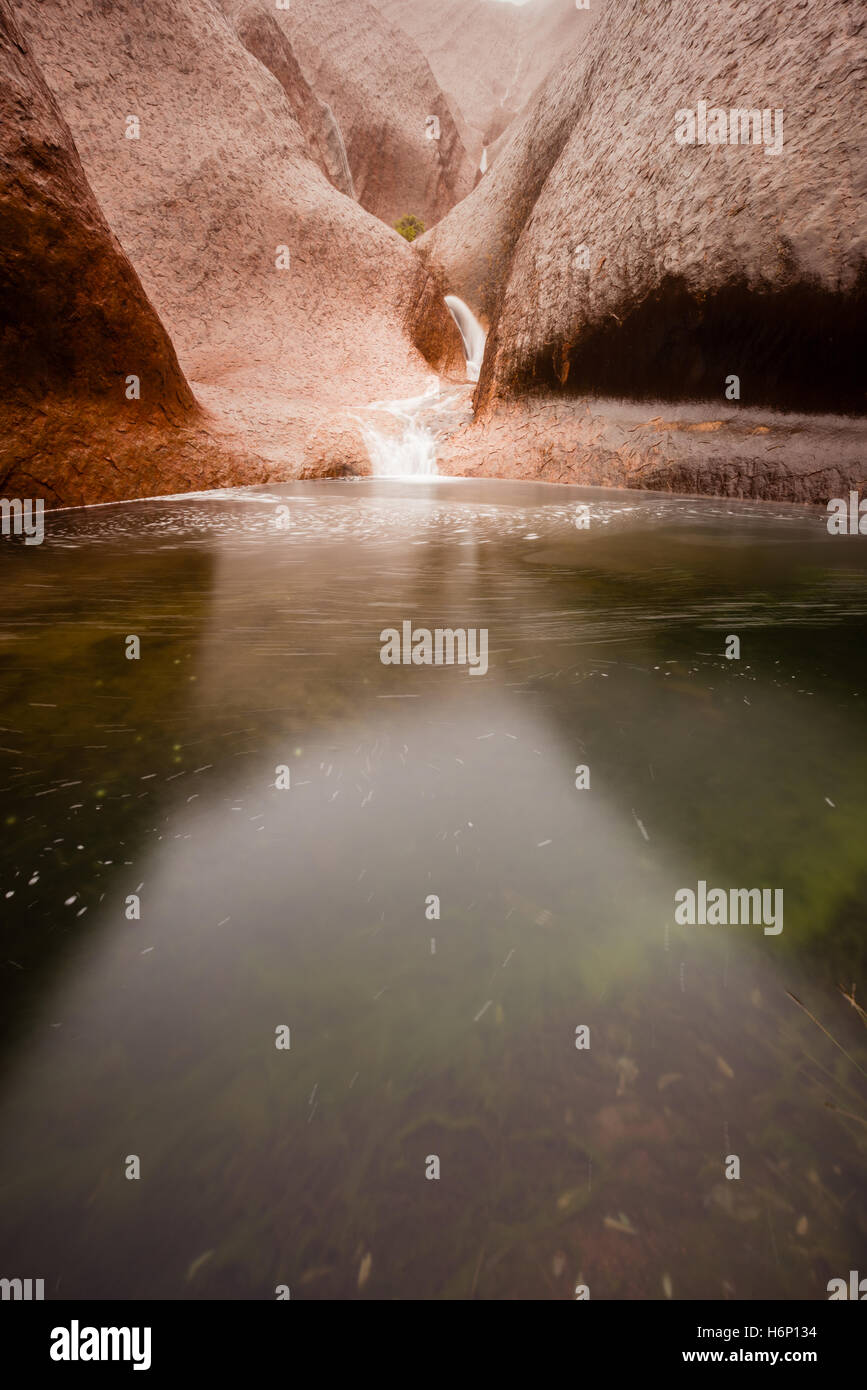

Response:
(356, 296), (486, 476)
(444, 294), (486, 383)
(356, 382), (441, 478)
(356, 379), (476, 478)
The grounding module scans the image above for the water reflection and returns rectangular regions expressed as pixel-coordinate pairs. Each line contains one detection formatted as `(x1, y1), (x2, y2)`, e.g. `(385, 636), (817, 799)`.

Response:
(0, 479), (865, 1299)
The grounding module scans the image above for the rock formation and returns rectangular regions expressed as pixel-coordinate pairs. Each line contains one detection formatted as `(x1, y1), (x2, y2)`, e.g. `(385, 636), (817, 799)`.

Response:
(0, 0), (251, 508)
(257, 0), (477, 228)
(10, 0), (463, 496)
(222, 0), (356, 200)
(421, 0), (867, 417)
(375, 0), (594, 163)
(3, 0), (864, 509)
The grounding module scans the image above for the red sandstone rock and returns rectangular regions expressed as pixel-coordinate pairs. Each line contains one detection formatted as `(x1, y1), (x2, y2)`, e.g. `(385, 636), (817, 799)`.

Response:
(223, 0), (356, 200)
(421, 0), (867, 417)
(264, 0), (477, 229)
(0, 0), (255, 508)
(300, 419), (372, 479)
(12, 0), (463, 491)
(376, 0), (594, 164)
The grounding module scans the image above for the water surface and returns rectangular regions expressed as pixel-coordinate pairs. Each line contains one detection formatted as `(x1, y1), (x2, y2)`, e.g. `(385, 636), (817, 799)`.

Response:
(1, 478), (865, 1299)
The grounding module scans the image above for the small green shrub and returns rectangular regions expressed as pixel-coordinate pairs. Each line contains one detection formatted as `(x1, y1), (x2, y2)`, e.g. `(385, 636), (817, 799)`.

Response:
(394, 214), (425, 243)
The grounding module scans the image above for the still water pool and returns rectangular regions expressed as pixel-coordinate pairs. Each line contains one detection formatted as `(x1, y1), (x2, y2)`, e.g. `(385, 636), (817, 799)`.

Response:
(1, 478), (865, 1299)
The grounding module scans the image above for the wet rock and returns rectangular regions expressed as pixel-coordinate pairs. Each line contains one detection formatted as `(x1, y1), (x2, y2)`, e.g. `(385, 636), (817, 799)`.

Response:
(13, 0), (461, 494)
(301, 421), (372, 479)
(438, 394), (867, 504)
(225, 0), (357, 198)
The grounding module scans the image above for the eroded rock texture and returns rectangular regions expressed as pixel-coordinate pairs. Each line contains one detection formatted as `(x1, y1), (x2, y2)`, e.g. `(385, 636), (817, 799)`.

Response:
(0, 0), (251, 507)
(421, 0), (867, 416)
(223, 0), (356, 200)
(11, 0), (463, 485)
(264, 0), (477, 228)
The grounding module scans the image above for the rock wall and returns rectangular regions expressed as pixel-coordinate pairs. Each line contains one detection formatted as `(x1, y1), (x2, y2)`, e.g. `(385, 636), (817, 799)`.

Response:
(12, 0), (463, 478)
(0, 0), (250, 507)
(376, 0), (594, 162)
(422, 0), (867, 417)
(267, 0), (477, 228)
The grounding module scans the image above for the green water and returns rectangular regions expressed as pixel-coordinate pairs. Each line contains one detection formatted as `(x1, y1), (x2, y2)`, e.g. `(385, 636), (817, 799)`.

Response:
(0, 479), (865, 1299)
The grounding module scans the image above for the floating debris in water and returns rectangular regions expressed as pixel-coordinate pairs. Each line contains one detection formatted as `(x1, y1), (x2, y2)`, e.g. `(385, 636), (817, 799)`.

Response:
(604, 1212), (638, 1236)
(657, 1072), (683, 1091)
(185, 1250), (215, 1283)
(616, 1057), (639, 1095)
(557, 1187), (584, 1212)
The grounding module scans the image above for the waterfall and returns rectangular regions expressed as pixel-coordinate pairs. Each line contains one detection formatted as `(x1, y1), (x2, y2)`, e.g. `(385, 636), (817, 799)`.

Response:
(479, 145), (488, 174)
(356, 382), (440, 477)
(444, 294), (486, 383)
(322, 101), (356, 201)
(356, 380), (475, 477)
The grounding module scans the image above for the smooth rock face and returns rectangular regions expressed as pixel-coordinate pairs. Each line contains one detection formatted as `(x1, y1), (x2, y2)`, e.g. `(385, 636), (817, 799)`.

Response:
(0, 0), (248, 507)
(422, 0), (867, 416)
(266, 0), (477, 228)
(12, 0), (463, 489)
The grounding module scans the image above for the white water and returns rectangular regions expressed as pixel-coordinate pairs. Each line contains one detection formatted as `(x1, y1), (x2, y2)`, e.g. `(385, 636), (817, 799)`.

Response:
(355, 295), (486, 477)
(444, 294), (486, 383)
(356, 382), (441, 477)
(322, 101), (356, 200)
(356, 379), (477, 478)
(479, 145), (488, 174)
